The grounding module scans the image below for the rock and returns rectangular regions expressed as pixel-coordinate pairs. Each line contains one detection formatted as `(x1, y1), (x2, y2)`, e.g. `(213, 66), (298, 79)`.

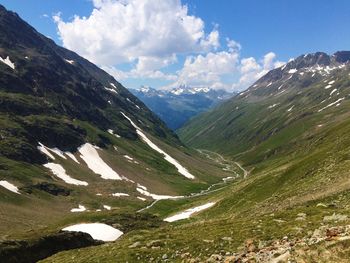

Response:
(326, 227), (343, 239)
(207, 254), (223, 262)
(245, 239), (256, 253)
(128, 241), (141, 248)
(224, 256), (236, 263)
(162, 253), (168, 260)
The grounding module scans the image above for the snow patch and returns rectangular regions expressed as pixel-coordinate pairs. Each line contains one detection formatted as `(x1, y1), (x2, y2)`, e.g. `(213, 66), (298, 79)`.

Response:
(328, 80), (335, 85)
(38, 143), (55, 160)
(325, 84), (332, 89)
(78, 143), (123, 180)
(121, 112), (195, 179)
(136, 184), (183, 200)
(44, 163), (88, 186)
(268, 103), (278, 109)
(164, 202), (216, 222)
(70, 205), (86, 212)
(0, 180), (20, 194)
(62, 223), (123, 242)
(124, 155), (133, 161)
(105, 87), (118, 94)
(0, 56), (15, 69)
(103, 205), (111, 210)
(318, 98), (345, 112)
(64, 59), (74, 65)
(287, 105), (294, 112)
(288, 69), (297, 74)
(112, 193), (129, 197)
(137, 196), (146, 201)
(65, 152), (80, 163)
(330, 89), (337, 96)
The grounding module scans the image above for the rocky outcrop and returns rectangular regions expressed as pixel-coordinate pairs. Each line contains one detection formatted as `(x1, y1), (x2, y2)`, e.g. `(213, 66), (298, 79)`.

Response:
(0, 231), (102, 263)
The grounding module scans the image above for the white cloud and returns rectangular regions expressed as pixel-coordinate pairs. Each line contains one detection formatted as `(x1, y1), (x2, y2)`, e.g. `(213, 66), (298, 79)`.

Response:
(53, 0), (285, 92)
(54, 0), (219, 68)
(233, 52), (285, 90)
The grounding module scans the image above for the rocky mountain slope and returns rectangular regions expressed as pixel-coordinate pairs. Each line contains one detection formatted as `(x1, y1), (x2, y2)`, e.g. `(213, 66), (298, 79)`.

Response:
(130, 86), (233, 130)
(0, 4), (231, 256)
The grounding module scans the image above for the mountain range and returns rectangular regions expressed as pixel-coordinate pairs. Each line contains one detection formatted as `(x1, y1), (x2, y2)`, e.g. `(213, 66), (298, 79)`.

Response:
(2, 3), (350, 263)
(130, 86), (233, 130)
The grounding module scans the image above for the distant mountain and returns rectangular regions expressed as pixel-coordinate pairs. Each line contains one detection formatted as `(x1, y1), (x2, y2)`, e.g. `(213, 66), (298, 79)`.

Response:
(130, 86), (234, 130)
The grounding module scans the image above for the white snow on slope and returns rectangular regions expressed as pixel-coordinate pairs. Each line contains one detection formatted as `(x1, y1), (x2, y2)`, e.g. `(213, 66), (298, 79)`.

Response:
(65, 152), (80, 163)
(62, 223), (123, 242)
(137, 196), (146, 201)
(105, 87), (118, 93)
(121, 112), (195, 179)
(325, 84), (332, 89)
(103, 205), (111, 210)
(136, 184), (183, 200)
(108, 129), (121, 138)
(65, 59), (74, 64)
(44, 163), (88, 186)
(164, 202), (216, 222)
(0, 180), (20, 194)
(268, 103), (278, 109)
(112, 193), (129, 197)
(38, 143), (55, 159)
(287, 105), (294, 112)
(330, 89), (337, 96)
(124, 155), (133, 161)
(48, 148), (67, 159)
(110, 83), (117, 90)
(328, 80), (335, 85)
(318, 98), (345, 112)
(78, 143), (123, 180)
(288, 69), (297, 74)
(0, 56), (15, 69)
(70, 205), (87, 212)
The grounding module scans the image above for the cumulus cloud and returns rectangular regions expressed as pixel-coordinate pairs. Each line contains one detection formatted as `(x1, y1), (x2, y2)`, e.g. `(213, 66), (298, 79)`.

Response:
(53, 0), (285, 91)
(234, 52), (285, 90)
(54, 0), (219, 67)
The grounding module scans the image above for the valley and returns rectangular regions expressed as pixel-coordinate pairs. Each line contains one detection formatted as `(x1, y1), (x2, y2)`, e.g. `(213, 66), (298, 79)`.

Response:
(1, 2), (350, 263)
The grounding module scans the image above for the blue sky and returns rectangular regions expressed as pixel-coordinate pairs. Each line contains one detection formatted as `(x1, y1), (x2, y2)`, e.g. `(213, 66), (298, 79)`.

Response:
(1, 0), (349, 91)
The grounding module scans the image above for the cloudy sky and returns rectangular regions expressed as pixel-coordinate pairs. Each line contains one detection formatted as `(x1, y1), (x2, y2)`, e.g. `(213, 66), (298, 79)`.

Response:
(2, 0), (350, 91)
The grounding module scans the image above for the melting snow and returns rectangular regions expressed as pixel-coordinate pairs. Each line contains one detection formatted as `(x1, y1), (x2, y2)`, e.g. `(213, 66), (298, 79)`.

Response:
(325, 84), (332, 89)
(38, 143), (55, 160)
(328, 80), (335, 85)
(318, 98), (345, 112)
(103, 205), (111, 210)
(65, 152), (80, 163)
(287, 105), (294, 112)
(62, 223), (123, 242)
(288, 69), (297, 74)
(164, 202), (216, 222)
(277, 84), (284, 90)
(137, 197), (146, 201)
(110, 83), (117, 89)
(105, 87), (118, 94)
(330, 89), (337, 96)
(121, 112), (195, 179)
(0, 180), (20, 194)
(44, 163), (88, 186)
(136, 184), (183, 200)
(124, 155), (133, 161)
(78, 143), (123, 180)
(108, 129), (121, 138)
(48, 148), (66, 159)
(0, 56), (15, 69)
(70, 205), (87, 212)
(112, 193), (129, 197)
(268, 103), (278, 109)
(64, 59), (74, 65)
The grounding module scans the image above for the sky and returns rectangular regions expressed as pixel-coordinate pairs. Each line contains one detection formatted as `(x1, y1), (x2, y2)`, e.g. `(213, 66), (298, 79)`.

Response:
(1, 0), (349, 91)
